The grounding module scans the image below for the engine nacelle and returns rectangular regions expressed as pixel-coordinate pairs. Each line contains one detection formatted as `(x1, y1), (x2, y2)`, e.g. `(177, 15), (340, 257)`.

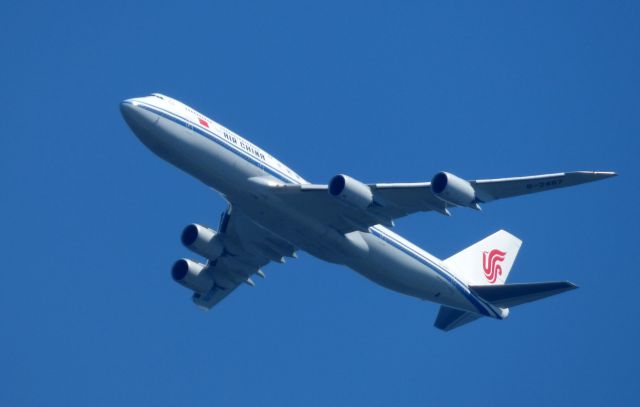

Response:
(181, 223), (224, 260)
(431, 171), (477, 208)
(328, 174), (373, 209)
(171, 258), (214, 293)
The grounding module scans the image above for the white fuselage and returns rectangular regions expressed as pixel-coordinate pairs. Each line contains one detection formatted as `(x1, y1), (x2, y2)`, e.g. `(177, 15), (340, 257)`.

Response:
(121, 94), (503, 318)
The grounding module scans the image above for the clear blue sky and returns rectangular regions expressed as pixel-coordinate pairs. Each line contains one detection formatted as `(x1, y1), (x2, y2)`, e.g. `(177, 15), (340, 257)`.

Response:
(1, 1), (638, 406)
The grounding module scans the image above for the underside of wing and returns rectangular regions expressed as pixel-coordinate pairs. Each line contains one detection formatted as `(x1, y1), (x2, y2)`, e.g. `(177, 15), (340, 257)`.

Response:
(471, 171), (616, 203)
(175, 205), (296, 310)
(264, 171), (615, 234)
(265, 181), (446, 234)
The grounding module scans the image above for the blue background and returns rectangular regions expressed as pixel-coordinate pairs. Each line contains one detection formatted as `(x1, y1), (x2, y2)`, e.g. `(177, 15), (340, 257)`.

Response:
(2, 1), (638, 405)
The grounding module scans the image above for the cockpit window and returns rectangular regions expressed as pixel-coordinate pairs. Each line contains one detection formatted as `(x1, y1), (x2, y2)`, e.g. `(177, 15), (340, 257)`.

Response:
(151, 93), (165, 100)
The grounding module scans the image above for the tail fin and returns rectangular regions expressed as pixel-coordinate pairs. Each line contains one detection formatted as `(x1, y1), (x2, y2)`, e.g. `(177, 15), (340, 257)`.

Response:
(443, 230), (522, 286)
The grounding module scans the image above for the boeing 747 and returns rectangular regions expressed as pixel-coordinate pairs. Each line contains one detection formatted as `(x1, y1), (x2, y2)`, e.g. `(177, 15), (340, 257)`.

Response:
(121, 93), (615, 331)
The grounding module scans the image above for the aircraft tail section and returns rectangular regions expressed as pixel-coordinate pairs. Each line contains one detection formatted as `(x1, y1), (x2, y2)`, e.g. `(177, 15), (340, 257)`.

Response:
(443, 229), (522, 286)
(434, 281), (578, 331)
(434, 306), (481, 331)
(469, 281), (577, 308)
(436, 230), (579, 331)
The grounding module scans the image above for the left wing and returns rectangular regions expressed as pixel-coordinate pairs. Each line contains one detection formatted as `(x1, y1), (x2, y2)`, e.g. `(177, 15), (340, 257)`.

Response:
(266, 171), (615, 234)
(191, 205), (296, 309)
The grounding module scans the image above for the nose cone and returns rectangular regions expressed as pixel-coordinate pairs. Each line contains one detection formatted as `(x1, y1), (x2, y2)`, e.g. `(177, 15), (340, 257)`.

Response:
(120, 99), (145, 129)
(120, 98), (161, 146)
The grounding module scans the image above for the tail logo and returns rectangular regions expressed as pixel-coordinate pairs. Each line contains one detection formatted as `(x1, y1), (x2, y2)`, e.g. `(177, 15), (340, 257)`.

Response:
(482, 249), (507, 284)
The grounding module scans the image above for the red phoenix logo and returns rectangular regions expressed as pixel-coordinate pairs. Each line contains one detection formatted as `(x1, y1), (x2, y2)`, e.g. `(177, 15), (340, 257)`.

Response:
(482, 249), (507, 284)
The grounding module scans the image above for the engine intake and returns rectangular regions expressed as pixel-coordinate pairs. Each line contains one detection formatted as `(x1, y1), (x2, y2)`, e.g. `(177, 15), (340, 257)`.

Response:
(171, 258), (214, 293)
(181, 224), (224, 260)
(328, 174), (373, 209)
(431, 171), (477, 208)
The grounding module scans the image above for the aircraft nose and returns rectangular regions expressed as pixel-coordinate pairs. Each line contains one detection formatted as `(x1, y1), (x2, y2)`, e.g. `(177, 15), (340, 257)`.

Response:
(120, 98), (159, 132)
(120, 99), (142, 124)
(120, 97), (164, 150)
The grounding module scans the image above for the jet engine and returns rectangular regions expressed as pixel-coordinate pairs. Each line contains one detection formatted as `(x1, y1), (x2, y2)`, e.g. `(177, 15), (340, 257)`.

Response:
(181, 223), (224, 260)
(171, 258), (214, 293)
(328, 174), (373, 208)
(431, 171), (478, 208)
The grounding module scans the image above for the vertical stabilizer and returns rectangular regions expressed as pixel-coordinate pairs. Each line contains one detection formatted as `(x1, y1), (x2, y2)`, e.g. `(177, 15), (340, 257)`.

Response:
(443, 230), (522, 286)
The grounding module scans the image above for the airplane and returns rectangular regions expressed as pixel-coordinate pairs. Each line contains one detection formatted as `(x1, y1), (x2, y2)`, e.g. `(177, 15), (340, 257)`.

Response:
(120, 93), (615, 331)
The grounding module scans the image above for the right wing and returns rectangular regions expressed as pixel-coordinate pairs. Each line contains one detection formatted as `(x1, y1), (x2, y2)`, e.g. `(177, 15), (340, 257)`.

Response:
(266, 171), (615, 234)
(191, 205), (296, 309)
(469, 171), (616, 203)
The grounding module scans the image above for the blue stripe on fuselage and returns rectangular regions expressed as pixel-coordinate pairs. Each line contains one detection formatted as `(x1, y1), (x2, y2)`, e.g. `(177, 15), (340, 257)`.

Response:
(369, 227), (497, 317)
(129, 101), (500, 318)
(132, 101), (299, 184)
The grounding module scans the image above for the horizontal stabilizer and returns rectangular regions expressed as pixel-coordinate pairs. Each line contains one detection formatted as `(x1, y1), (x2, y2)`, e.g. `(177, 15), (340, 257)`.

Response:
(434, 306), (481, 331)
(469, 281), (577, 308)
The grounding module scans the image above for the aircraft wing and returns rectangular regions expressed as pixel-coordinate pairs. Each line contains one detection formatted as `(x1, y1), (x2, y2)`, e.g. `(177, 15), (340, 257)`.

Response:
(468, 171), (616, 202)
(192, 205), (296, 309)
(267, 171), (615, 234)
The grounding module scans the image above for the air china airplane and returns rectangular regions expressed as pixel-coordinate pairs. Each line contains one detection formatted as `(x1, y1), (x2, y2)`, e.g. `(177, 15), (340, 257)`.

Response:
(121, 93), (615, 331)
